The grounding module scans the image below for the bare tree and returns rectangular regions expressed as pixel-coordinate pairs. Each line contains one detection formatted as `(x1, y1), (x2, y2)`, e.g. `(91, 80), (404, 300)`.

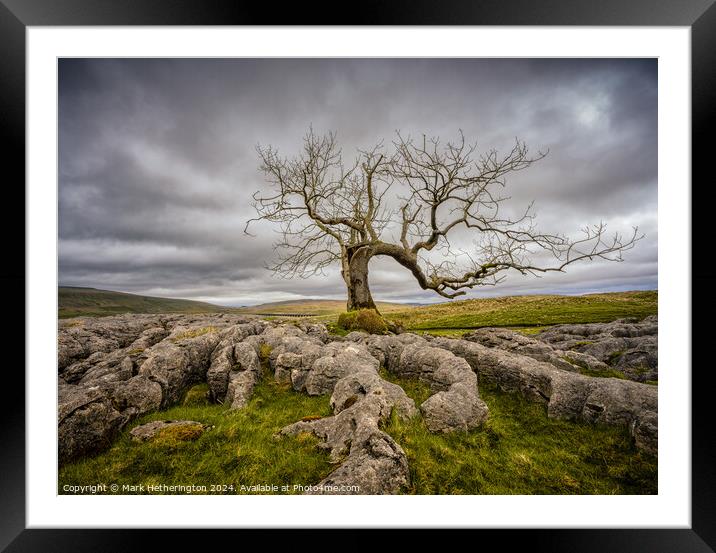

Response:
(246, 128), (641, 312)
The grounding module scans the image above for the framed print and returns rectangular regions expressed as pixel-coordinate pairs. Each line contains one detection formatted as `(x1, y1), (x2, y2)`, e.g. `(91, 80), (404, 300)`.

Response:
(4, 0), (714, 550)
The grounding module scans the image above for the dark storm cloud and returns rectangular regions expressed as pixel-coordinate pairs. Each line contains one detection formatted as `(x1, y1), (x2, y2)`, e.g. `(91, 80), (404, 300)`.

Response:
(59, 58), (657, 305)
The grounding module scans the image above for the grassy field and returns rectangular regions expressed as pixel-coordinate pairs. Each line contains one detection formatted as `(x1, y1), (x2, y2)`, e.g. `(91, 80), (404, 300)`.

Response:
(382, 373), (656, 494)
(59, 359), (657, 495)
(384, 290), (657, 332)
(59, 287), (229, 319)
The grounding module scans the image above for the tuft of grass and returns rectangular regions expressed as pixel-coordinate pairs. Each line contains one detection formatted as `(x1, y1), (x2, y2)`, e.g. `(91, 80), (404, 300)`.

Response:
(562, 355), (626, 379)
(607, 350), (626, 365)
(169, 326), (218, 342)
(380, 369), (433, 405)
(258, 343), (272, 365)
(380, 372), (657, 495)
(182, 383), (209, 406)
(337, 309), (389, 334)
(58, 373), (334, 495)
(326, 323), (350, 337)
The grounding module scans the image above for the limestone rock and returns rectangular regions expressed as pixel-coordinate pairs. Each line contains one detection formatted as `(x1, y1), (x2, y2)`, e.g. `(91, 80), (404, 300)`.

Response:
(464, 327), (610, 375)
(304, 343), (379, 396)
(129, 420), (208, 442)
(431, 336), (658, 453)
(278, 379), (412, 494)
(536, 316), (658, 382)
(58, 383), (125, 464)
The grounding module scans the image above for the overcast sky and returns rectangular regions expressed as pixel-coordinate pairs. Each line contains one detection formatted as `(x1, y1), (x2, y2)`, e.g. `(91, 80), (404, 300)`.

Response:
(58, 58), (657, 306)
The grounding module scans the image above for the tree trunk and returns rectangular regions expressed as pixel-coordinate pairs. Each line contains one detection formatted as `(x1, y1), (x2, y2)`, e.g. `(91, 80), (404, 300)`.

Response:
(345, 246), (377, 311)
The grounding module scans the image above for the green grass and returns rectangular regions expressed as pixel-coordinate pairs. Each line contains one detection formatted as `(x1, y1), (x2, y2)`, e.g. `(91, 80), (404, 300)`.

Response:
(59, 369), (657, 495)
(384, 290), (657, 332)
(59, 375), (335, 495)
(380, 373), (656, 494)
(59, 286), (231, 319)
(169, 326), (219, 342)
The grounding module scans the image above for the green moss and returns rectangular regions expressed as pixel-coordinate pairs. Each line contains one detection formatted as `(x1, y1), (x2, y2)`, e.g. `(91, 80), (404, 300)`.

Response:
(151, 424), (206, 448)
(645, 380), (658, 386)
(337, 309), (388, 334)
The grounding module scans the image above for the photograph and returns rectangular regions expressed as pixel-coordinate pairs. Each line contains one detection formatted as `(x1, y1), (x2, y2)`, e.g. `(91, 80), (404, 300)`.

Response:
(56, 57), (659, 496)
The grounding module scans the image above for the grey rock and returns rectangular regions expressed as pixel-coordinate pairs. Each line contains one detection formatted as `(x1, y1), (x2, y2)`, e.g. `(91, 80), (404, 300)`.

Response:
(278, 375), (412, 494)
(110, 375), (163, 417)
(421, 380), (489, 433)
(138, 329), (224, 406)
(304, 343), (379, 396)
(58, 383), (125, 464)
(58, 313), (265, 463)
(207, 336), (262, 404)
(225, 370), (260, 409)
(537, 316), (658, 382)
(306, 425), (409, 495)
(397, 343), (489, 432)
(129, 420), (208, 442)
(464, 327), (609, 374)
(431, 336), (658, 453)
(330, 369), (417, 419)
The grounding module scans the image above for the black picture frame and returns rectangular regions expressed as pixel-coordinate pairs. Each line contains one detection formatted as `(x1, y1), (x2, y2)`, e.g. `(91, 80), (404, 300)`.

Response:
(3, 1), (713, 550)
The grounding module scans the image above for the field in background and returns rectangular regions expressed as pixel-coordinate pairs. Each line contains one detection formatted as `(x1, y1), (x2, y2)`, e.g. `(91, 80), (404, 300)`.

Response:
(59, 287), (657, 336)
(385, 290), (658, 332)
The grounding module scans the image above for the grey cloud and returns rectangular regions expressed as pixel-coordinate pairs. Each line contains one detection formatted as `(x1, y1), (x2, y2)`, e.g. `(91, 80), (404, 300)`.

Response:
(59, 58), (657, 305)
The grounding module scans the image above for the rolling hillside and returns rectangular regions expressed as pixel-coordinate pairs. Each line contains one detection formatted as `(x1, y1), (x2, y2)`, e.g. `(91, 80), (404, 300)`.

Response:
(385, 290), (658, 331)
(59, 287), (228, 318)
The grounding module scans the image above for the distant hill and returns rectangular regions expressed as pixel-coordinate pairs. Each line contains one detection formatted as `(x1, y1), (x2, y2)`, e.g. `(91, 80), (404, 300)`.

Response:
(58, 287), (228, 318)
